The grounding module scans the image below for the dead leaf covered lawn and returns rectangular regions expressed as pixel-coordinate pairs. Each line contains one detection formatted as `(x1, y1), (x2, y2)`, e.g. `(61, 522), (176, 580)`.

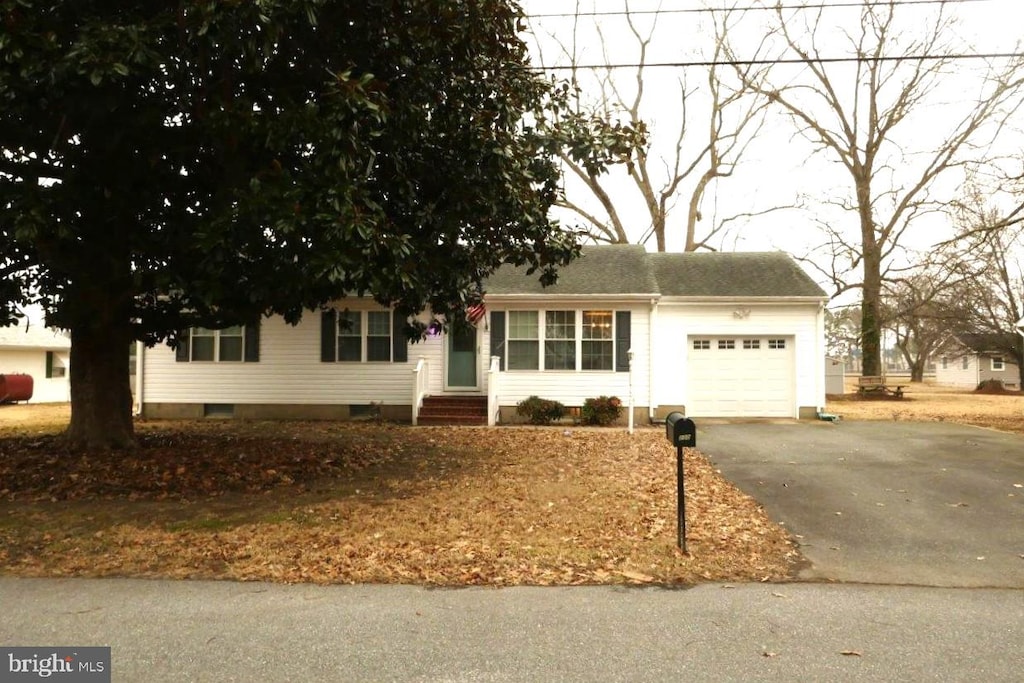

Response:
(0, 417), (799, 586)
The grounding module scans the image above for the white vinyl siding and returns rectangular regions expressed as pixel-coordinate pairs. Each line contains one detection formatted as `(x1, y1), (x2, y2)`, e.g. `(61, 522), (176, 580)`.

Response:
(145, 308), (437, 406)
(0, 349), (71, 403)
(491, 303), (650, 407)
(935, 354), (979, 388)
(652, 302), (824, 418)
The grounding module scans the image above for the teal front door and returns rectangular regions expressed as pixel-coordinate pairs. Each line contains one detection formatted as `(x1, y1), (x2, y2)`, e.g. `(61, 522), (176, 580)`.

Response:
(446, 324), (478, 389)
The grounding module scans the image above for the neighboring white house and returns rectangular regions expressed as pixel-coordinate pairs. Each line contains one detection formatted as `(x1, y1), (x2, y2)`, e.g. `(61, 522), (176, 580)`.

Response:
(137, 245), (829, 422)
(0, 324), (71, 403)
(935, 333), (1021, 390)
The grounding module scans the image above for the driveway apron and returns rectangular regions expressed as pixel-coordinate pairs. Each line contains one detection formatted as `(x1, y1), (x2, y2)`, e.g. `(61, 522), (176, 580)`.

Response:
(697, 421), (1024, 587)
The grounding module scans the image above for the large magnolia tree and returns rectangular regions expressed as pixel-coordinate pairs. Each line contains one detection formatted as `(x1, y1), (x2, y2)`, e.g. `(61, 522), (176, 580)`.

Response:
(0, 0), (594, 449)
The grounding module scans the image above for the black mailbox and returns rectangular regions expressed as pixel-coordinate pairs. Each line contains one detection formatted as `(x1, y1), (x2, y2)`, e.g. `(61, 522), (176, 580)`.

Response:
(665, 412), (696, 448)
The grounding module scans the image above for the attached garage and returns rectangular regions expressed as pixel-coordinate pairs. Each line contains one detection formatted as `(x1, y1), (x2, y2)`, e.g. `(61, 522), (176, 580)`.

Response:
(687, 336), (795, 417)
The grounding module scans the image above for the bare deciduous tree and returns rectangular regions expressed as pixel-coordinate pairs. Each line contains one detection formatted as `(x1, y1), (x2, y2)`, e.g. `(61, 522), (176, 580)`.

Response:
(727, 0), (1024, 376)
(882, 265), (969, 382)
(943, 208), (1024, 387)
(528, 1), (778, 251)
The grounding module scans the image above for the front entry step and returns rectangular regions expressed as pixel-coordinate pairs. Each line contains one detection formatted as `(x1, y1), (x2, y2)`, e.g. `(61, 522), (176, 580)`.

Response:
(417, 395), (488, 426)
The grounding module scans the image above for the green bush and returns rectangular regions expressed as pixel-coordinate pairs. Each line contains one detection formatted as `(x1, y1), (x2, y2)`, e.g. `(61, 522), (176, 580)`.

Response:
(581, 395), (623, 426)
(515, 395), (567, 425)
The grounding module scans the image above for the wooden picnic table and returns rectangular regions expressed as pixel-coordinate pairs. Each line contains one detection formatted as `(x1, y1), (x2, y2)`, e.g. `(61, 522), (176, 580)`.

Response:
(857, 375), (905, 398)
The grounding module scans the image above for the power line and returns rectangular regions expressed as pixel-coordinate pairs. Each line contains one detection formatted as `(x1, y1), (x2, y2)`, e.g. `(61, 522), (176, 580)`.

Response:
(534, 52), (1024, 71)
(526, 0), (998, 20)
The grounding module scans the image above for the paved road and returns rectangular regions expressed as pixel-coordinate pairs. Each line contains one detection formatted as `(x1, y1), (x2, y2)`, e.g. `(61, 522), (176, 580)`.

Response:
(698, 421), (1024, 587)
(2, 578), (1023, 682)
(4, 421), (1023, 681)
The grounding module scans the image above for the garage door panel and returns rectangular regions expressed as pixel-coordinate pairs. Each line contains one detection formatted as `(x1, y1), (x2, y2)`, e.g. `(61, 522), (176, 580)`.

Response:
(687, 336), (794, 417)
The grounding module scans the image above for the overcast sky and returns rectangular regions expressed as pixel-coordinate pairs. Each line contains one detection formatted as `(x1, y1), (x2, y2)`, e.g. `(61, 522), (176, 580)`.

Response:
(520, 0), (1024, 284)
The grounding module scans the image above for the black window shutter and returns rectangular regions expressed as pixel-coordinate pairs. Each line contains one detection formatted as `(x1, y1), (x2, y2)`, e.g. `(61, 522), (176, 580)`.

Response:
(392, 310), (408, 363)
(490, 311), (506, 370)
(45, 351), (54, 378)
(175, 330), (190, 362)
(320, 310), (337, 362)
(615, 311), (631, 372)
(244, 320), (260, 362)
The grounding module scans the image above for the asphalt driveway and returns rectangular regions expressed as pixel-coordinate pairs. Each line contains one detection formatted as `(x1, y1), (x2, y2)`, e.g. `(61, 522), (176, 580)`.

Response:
(697, 421), (1024, 588)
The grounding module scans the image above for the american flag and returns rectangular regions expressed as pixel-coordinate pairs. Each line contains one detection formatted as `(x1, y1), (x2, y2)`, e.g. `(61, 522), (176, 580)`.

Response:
(466, 302), (486, 324)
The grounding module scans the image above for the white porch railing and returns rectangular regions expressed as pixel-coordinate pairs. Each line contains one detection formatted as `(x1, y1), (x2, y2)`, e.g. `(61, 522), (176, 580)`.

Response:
(411, 356), (429, 426)
(487, 355), (501, 426)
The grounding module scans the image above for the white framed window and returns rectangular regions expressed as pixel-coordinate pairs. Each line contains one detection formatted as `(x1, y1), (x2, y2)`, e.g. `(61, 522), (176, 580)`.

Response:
(768, 339), (786, 350)
(992, 357), (1005, 371)
(692, 339), (710, 350)
(45, 351), (66, 378)
(366, 311), (392, 362)
(544, 310), (576, 370)
(941, 357), (948, 370)
(718, 339), (736, 350)
(962, 356), (970, 370)
(190, 325), (244, 362)
(502, 309), (622, 371)
(338, 311), (362, 361)
(336, 310), (392, 362)
(581, 310), (613, 370)
(507, 311), (539, 370)
(743, 339), (761, 350)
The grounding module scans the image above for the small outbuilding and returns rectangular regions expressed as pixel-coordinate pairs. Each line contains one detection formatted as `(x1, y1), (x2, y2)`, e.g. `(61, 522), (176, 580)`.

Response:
(935, 333), (1021, 390)
(0, 324), (71, 403)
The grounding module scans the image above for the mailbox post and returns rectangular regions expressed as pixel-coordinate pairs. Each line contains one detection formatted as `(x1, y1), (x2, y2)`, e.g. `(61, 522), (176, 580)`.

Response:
(664, 412), (696, 552)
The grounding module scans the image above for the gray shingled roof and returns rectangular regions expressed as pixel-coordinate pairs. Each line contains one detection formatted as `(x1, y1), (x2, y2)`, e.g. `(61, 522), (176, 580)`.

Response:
(955, 333), (1022, 354)
(484, 245), (826, 299)
(650, 251), (826, 298)
(484, 244), (658, 295)
(0, 324), (71, 350)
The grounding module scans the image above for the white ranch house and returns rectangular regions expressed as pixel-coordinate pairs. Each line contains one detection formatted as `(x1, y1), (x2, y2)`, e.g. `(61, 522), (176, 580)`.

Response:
(935, 333), (1021, 390)
(136, 245), (829, 423)
(0, 324), (71, 403)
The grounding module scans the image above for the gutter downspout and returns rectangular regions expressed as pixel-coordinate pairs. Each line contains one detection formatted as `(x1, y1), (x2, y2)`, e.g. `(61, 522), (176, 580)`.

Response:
(134, 341), (144, 416)
(816, 302), (827, 414)
(648, 298), (657, 421)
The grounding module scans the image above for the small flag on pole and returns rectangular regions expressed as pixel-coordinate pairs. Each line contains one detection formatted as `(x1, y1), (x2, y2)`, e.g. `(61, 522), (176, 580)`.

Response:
(466, 302), (486, 324)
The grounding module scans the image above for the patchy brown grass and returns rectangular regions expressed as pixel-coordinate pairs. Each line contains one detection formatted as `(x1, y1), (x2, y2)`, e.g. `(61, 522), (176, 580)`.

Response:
(0, 408), (797, 586)
(827, 381), (1024, 434)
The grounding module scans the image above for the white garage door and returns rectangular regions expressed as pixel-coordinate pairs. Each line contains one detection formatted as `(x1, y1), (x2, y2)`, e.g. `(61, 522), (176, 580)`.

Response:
(687, 336), (795, 417)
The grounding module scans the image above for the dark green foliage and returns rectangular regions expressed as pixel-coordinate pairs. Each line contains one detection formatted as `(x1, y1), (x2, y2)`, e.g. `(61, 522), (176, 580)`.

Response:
(0, 0), (624, 446)
(515, 395), (566, 425)
(581, 395), (622, 426)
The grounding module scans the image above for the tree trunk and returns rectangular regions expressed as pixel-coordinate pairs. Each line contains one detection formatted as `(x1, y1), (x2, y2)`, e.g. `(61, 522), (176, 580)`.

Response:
(66, 321), (135, 450)
(858, 172), (883, 378)
(909, 358), (925, 382)
(860, 263), (883, 376)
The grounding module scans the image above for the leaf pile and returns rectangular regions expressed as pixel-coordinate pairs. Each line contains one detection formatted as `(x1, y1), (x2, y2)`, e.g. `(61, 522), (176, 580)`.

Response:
(0, 418), (801, 586)
(0, 422), (405, 502)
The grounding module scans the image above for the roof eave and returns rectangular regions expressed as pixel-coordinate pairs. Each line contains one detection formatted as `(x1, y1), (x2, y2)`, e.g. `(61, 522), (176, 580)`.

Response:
(484, 293), (660, 302)
(658, 295), (828, 304)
